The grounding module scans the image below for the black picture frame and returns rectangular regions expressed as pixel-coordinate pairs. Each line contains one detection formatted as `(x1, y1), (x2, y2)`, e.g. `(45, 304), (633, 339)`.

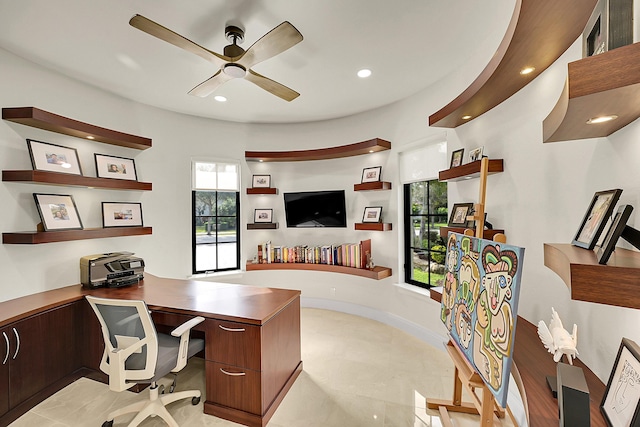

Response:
(254, 208), (273, 223)
(95, 153), (138, 181)
(26, 139), (83, 176)
(33, 193), (84, 231)
(600, 338), (640, 427)
(102, 202), (144, 228)
(572, 189), (622, 250)
(448, 203), (474, 227)
(362, 206), (382, 223)
(252, 175), (271, 188)
(361, 166), (382, 183)
(450, 149), (464, 168)
(596, 204), (633, 265)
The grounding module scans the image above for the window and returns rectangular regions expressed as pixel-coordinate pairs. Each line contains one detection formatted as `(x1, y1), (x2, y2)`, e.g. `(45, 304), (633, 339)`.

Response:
(404, 180), (447, 289)
(192, 161), (240, 274)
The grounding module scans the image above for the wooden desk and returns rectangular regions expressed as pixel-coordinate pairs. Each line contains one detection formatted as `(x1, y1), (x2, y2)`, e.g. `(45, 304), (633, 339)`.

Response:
(0, 274), (302, 427)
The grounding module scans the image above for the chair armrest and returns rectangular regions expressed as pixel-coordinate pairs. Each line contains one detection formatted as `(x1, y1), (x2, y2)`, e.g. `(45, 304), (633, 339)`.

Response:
(171, 316), (205, 337)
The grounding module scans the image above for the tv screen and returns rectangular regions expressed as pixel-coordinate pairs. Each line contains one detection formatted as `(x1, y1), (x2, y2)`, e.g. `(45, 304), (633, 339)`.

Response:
(284, 190), (347, 228)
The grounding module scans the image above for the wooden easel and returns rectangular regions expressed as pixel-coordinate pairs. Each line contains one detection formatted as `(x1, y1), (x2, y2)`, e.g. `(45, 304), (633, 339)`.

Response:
(428, 157), (510, 425)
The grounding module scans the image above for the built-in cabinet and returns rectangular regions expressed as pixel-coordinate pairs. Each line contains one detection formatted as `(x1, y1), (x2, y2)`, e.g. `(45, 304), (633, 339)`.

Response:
(2, 107), (153, 244)
(0, 326), (9, 418)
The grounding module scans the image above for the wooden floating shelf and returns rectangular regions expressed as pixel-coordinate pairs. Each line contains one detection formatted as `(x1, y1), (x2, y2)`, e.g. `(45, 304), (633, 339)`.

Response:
(353, 181), (392, 191)
(3, 227), (152, 244)
(439, 227), (505, 240)
(247, 223), (278, 230)
(428, 0), (598, 128)
(2, 107), (152, 150)
(355, 223), (392, 231)
(543, 42), (640, 143)
(246, 261), (392, 280)
(438, 159), (504, 182)
(246, 187), (278, 195)
(2, 170), (152, 191)
(543, 243), (640, 310)
(245, 138), (391, 162)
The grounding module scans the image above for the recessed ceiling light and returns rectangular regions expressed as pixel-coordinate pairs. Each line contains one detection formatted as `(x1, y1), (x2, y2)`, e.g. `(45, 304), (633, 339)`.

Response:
(462, 115), (472, 120)
(214, 95), (227, 102)
(357, 69), (372, 78)
(520, 66), (535, 75)
(586, 115), (618, 124)
(369, 150), (374, 153)
(258, 159), (264, 162)
(86, 136), (95, 140)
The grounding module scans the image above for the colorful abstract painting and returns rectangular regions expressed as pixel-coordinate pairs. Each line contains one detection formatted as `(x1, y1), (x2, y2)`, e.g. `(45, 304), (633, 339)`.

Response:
(440, 232), (525, 408)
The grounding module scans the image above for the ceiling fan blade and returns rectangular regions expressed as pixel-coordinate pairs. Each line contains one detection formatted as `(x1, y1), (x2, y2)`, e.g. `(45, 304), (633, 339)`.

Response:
(244, 69), (300, 101)
(236, 21), (303, 69)
(129, 14), (230, 66)
(188, 70), (234, 97)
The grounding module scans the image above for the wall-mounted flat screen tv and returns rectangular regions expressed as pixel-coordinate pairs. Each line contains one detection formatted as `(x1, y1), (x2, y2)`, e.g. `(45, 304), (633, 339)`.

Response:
(284, 190), (347, 228)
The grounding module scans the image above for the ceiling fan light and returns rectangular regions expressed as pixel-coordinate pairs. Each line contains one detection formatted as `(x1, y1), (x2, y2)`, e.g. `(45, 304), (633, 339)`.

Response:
(223, 63), (247, 78)
(214, 95), (227, 102)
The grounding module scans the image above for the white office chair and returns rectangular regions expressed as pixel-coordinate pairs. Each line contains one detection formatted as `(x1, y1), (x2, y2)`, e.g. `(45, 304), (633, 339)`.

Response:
(86, 296), (205, 427)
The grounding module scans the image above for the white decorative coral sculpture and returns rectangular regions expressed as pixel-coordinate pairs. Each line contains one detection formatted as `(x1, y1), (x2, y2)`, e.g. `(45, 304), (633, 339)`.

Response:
(537, 307), (578, 365)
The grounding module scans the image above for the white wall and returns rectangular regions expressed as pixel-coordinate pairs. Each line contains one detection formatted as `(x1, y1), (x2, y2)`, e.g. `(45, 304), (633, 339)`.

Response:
(2, 18), (640, 385)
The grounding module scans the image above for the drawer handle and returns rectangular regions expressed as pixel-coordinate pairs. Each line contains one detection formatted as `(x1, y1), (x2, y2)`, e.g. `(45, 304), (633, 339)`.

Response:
(219, 325), (245, 332)
(12, 328), (20, 360)
(2, 332), (8, 365)
(220, 368), (246, 377)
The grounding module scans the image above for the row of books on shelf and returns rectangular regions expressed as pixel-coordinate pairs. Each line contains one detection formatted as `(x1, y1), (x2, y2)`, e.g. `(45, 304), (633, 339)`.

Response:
(257, 239), (372, 269)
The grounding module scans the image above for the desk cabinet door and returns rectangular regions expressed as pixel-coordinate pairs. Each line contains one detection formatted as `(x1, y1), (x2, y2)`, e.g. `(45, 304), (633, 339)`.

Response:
(0, 327), (9, 418)
(206, 361), (261, 415)
(209, 320), (261, 370)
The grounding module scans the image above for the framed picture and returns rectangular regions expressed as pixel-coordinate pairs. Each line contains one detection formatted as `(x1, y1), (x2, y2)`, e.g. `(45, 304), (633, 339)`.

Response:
(254, 208), (273, 223)
(362, 206), (382, 223)
(601, 338), (640, 427)
(102, 202), (144, 227)
(361, 166), (382, 183)
(252, 175), (271, 188)
(450, 148), (464, 168)
(33, 193), (83, 231)
(448, 203), (474, 227)
(572, 188), (622, 250)
(596, 205), (633, 265)
(469, 146), (484, 162)
(95, 154), (138, 181)
(26, 139), (82, 176)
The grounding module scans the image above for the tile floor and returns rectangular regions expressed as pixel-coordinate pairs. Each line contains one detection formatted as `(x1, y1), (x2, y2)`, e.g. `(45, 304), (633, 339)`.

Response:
(9, 308), (520, 426)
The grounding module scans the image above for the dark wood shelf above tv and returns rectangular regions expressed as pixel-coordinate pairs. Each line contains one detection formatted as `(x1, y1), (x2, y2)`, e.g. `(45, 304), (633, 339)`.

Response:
(353, 181), (392, 191)
(439, 227), (505, 240)
(544, 243), (640, 310)
(246, 261), (392, 280)
(2, 170), (152, 191)
(2, 107), (152, 150)
(246, 187), (278, 195)
(543, 42), (640, 143)
(428, 0), (598, 128)
(245, 138), (391, 162)
(3, 227), (153, 244)
(247, 223), (279, 230)
(438, 159), (504, 182)
(355, 223), (392, 231)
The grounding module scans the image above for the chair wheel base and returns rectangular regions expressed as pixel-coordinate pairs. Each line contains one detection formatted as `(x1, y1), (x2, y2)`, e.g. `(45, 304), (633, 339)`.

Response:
(192, 396), (201, 405)
(102, 421), (114, 427)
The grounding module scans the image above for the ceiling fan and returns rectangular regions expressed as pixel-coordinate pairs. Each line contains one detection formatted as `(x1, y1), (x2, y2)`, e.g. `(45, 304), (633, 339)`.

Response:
(129, 14), (303, 101)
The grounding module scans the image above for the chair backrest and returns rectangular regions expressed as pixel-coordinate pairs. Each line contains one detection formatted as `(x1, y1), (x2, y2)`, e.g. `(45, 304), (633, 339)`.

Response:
(86, 296), (158, 392)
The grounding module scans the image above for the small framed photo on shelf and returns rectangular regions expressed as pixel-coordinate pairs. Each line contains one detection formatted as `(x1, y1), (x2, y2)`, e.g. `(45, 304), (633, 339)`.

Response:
(361, 166), (382, 183)
(27, 139), (83, 176)
(102, 202), (144, 228)
(572, 188), (622, 250)
(469, 146), (484, 162)
(448, 203), (474, 227)
(450, 149), (464, 168)
(252, 174), (271, 188)
(33, 193), (83, 231)
(362, 206), (382, 223)
(596, 204), (633, 265)
(600, 338), (640, 427)
(95, 154), (138, 181)
(254, 208), (273, 223)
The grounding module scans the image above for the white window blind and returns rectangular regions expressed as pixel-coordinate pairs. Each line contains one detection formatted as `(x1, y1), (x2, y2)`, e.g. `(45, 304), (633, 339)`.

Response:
(192, 161), (239, 191)
(399, 140), (447, 184)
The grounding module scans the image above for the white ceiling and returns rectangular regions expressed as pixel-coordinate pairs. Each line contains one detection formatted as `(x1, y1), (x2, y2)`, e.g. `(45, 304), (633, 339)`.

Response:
(0, 0), (515, 124)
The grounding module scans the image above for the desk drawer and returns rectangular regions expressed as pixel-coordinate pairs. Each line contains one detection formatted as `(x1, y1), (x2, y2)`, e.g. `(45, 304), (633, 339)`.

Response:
(207, 320), (261, 370)
(206, 361), (261, 415)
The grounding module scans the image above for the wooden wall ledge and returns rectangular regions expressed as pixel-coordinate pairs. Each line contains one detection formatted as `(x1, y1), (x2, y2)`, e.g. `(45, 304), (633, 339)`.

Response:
(245, 138), (390, 162)
(429, 0), (598, 128)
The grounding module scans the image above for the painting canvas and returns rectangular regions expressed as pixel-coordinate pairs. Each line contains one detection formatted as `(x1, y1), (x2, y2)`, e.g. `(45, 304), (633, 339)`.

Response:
(440, 232), (525, 408)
